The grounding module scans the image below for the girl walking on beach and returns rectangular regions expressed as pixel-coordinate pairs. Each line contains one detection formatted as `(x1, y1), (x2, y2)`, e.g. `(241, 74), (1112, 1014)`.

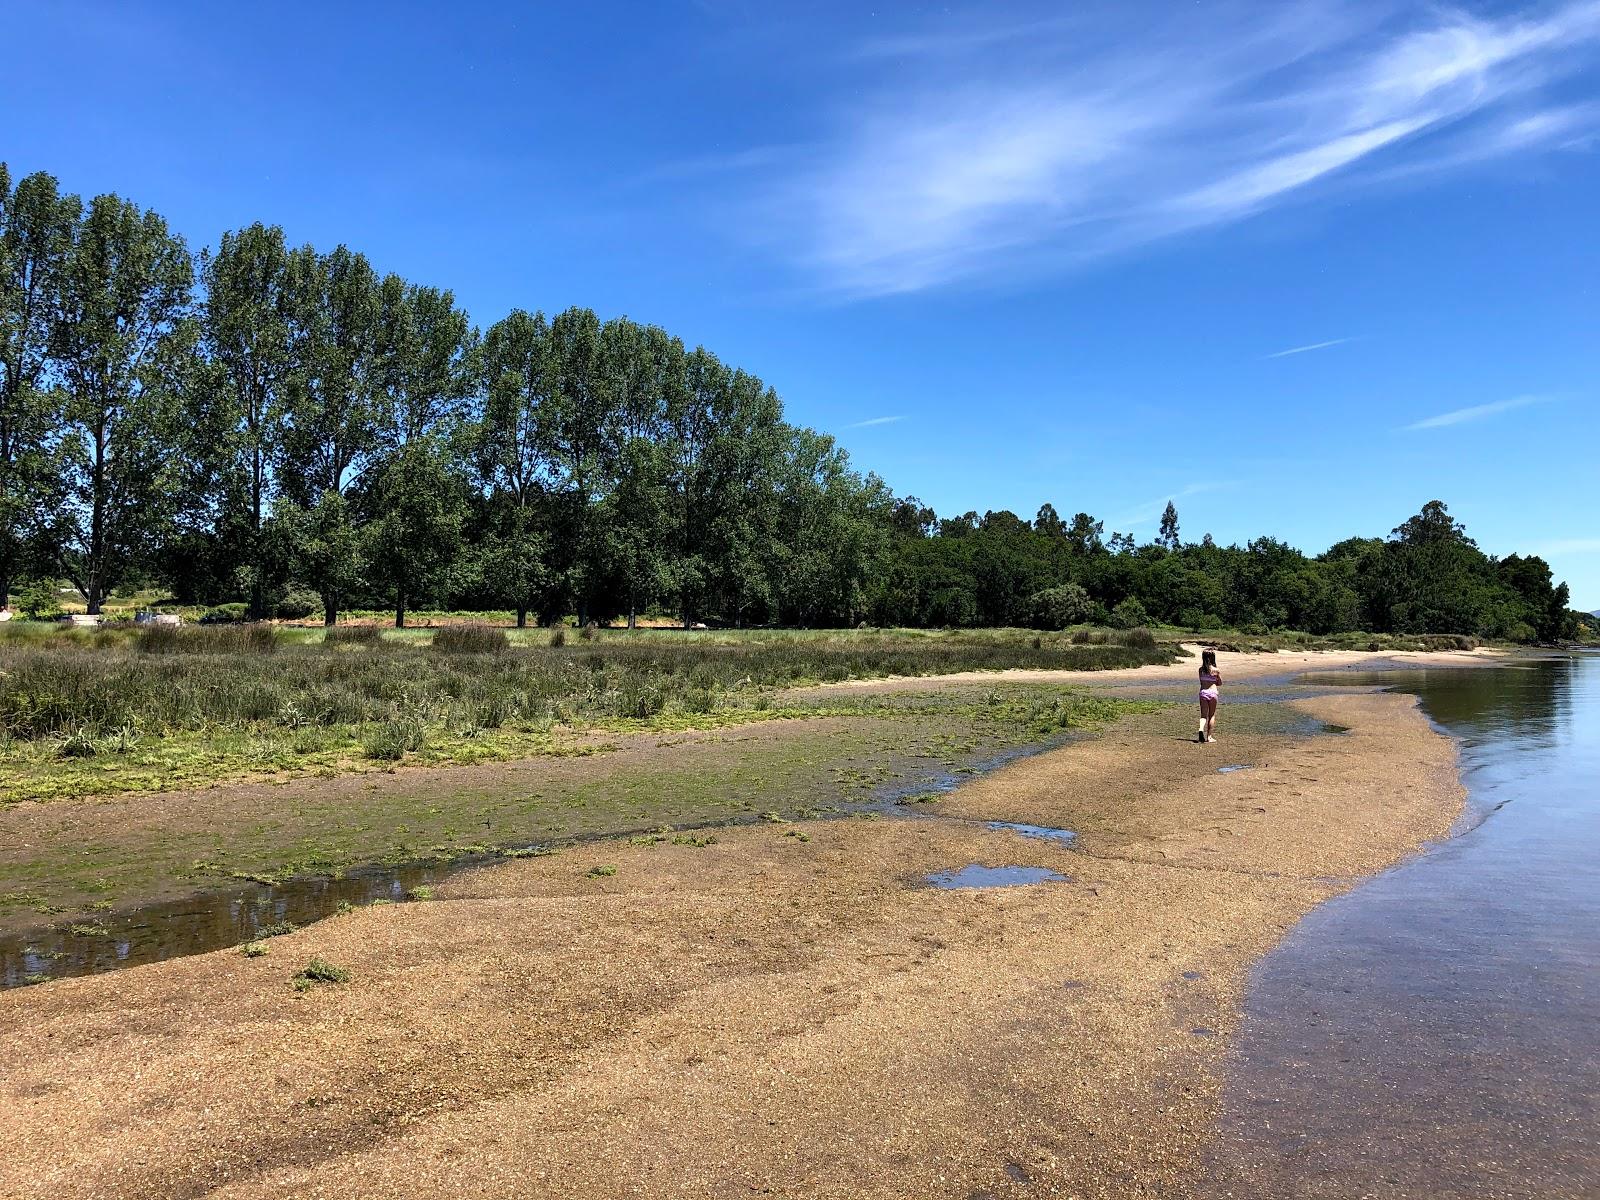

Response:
(1197, 648), (1221, 743)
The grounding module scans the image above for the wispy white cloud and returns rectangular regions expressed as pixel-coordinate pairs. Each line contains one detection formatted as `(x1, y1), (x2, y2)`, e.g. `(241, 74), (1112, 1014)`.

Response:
(732, 1), (1600, 297)
(1267, 337), (1352, 359)
(842, 415), (906, 429)
(1402, 394), (1547, 430)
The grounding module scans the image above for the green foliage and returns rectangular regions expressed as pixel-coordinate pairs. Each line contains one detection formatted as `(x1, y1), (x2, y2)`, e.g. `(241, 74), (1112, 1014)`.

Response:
(1027, 583), (1092, 630)
(199, 223), (293, 618)
(275, 491), (363, 626)
(51, 191), (196, 614)
(1, 168), (78, 609)
(275, 586), (322, 620)
(361, 716), (427, 760)
(293, 956), (351, 988)
(1110, 598), (1152, 629)
(364, 438), (467, 629)
(14, 578), (63, 619)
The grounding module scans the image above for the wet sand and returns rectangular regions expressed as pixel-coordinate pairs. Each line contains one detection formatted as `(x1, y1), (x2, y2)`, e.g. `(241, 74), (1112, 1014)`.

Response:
(0, 668), (1466, 1199)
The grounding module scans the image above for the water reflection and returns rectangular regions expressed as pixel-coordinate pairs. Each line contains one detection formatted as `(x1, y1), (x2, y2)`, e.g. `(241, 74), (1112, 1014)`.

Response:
(1, 858), (461, 990)
(1204, 655), (1600, 1198)
(925, 864), (1067, 890)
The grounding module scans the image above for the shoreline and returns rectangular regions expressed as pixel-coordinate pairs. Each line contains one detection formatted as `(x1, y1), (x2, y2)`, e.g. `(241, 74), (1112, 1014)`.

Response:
(0, 651), (1472, 1199)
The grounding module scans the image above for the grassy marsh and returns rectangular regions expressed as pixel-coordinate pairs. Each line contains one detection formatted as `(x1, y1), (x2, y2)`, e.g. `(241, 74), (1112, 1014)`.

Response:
(0, 624), (1173, 803)
(0, 682), (1161, 946)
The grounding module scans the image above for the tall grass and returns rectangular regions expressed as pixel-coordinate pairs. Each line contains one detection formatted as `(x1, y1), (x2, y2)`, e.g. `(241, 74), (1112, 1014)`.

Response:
(431, 624), (509, 655)
(136, 624), (277, 655)
(324, 625), (382, 647)
(0, 625), (1175, 743)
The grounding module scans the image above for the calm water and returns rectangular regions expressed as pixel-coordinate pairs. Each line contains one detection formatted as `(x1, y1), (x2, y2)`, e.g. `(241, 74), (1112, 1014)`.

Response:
(1203, 655), (1600, 1199)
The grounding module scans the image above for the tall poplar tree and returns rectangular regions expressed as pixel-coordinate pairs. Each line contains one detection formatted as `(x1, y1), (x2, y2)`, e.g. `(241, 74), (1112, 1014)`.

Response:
(51, 192), (194, 614)
(277, 244), (379, 623)
(0, 165), (79, 609)
(366, 277), (477, 626)
(200, 222), (291, 616)
(545, 306), (612, 623)
(478, 308), (555, 626)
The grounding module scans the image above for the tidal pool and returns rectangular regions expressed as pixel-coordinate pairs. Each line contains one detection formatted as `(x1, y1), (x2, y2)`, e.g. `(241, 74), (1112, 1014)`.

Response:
(925, 864), (1067, 889)
(986, 820), (1078, 845)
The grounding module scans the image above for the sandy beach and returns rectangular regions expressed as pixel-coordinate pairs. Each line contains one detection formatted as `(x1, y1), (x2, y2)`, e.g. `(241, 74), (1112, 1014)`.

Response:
(0, 650), (1478, 1198)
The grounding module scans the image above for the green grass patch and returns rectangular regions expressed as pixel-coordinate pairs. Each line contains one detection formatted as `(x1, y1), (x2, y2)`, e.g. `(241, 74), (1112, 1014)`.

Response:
(292, 956), (351, 991)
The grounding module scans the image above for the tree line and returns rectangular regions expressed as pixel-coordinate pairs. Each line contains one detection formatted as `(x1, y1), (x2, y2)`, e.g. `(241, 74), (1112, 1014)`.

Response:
(0, 164), (1581, 640)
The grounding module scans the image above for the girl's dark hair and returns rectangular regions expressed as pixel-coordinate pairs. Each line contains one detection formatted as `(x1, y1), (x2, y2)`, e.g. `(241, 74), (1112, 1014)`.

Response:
(1201, 648), (1218, 671)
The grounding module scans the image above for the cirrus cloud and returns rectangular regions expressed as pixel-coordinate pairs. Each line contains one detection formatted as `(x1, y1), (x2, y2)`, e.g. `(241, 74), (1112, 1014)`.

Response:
(724, 2), (1600, 298)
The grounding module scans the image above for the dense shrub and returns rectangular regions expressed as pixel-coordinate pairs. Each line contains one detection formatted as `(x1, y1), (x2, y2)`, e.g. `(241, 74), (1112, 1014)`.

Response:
(1027, 584), (1092, 631)
(15, 579), (64, 620)
(1109, 598), (1151, 630)
(275, 587), (322, 620)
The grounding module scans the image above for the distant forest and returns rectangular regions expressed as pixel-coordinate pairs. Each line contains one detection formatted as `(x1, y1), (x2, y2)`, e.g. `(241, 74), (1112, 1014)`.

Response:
(0, 164), (1582, 641)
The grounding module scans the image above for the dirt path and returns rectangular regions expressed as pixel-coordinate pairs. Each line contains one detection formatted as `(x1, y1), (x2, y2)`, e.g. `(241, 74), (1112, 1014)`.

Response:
(0, 685), (1464, 1199)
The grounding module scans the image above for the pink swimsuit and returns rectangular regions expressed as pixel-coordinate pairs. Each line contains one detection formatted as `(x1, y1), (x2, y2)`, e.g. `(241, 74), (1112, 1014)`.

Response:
(1199, 670), (1220, 701)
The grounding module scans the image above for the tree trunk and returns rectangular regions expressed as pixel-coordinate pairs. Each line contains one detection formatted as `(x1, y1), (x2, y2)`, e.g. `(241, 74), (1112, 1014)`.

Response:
(0, 573), (10, 611)
(515, 606), (527, 629)
(395, 593), (407, 629)
(322, 596), (338, 627)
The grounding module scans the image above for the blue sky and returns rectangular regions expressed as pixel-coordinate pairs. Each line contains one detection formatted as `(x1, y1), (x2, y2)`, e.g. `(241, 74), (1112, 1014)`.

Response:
(5, 1), (1597, 605)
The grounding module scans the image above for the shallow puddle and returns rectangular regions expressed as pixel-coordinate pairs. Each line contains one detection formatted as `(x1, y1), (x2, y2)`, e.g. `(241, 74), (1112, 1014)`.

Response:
(925, 864), (1067, 890)
(1, 857), (464, 990)
(986, 820), (1077, 845)
(1216, 765), (1250, 774)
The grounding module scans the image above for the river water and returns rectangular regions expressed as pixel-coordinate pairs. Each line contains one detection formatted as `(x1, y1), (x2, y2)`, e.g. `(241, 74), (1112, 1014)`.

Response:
(1203, 654), (1600, 1198)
